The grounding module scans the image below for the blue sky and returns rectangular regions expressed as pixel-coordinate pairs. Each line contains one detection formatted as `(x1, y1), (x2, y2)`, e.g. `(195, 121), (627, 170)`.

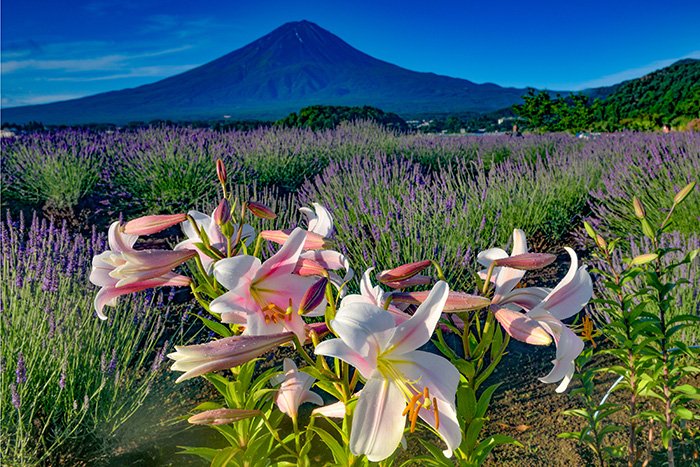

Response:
(2, 0), (699, 107)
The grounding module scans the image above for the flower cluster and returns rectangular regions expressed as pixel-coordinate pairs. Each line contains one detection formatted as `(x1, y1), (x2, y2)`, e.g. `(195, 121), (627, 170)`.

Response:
(89, 160), (592, 463)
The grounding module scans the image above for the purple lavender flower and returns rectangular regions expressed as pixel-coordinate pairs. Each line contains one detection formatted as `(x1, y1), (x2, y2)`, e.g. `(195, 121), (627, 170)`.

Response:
(16, 352), (27, 384)
(11, 383), (20, 409)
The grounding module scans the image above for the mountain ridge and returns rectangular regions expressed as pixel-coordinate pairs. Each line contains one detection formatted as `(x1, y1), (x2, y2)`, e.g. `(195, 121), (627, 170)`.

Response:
(1, 21), (695, 125)
(1, 21), (530, 124)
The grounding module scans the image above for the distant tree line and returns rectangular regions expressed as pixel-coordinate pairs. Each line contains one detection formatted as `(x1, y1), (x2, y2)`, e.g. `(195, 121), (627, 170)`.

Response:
(513, 59), (700, 132)
(275, 105), (408, 131)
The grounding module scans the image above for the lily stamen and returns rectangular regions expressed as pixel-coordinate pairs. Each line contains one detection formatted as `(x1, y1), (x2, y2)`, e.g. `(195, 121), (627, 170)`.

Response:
(433, 397), (440, 430)
(262, 303), (288, 324)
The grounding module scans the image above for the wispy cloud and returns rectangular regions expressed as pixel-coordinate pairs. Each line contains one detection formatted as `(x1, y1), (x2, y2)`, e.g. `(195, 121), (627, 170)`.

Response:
(567, 51), (700, 90)
(2, 93), (90, 107)
(1, 45), (193, 74)
(45, 64), (197, 81)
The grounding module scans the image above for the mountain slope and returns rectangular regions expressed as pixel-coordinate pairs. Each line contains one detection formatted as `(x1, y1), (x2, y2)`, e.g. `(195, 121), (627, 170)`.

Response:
(2, 21), (529, 124)
(599, 58), (700, 124)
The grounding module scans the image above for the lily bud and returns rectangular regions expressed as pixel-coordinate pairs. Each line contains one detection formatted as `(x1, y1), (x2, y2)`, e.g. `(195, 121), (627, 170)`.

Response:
(393, 290), (491, 312)
(216, 159), (227, 186)
(494, 253), (557, 270)
(213, 199), (231, 226)
(261, 230), (328, 250)
(188, 408), (260, 426)
(122, 213), (187, 236)
(632, 197), (646, 219)
(377, 260), (431, 285)
(247, 201), (277, 220)
(595, 234), (607, 250)
(382, 275), (433, 289)
(673, 181), (696, 205)
(294, 258), (327, 277)
(493, 308), (552, 346)
(299, 277), (328, 314)
(630, 253), (658, 266)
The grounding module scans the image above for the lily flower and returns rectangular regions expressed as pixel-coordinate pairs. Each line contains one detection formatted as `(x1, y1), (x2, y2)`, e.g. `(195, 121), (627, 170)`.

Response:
(210, 228), (325, 340)
(477, 229), (592, 392)
(168, 323), (328, 382)
(261, 202), (334, 249)
(90, 222), (192, 319)
(299, 202), (333, 237)
(340, 268), (411, 324)
(175, 209), (255, 271)
(271, 359), (324, 420)
(315, 281), (461, 462)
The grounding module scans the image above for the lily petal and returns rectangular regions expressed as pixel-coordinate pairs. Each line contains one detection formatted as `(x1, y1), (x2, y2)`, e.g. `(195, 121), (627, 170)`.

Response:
(314, 338), (376, 379)
(386, 281), (449, 354)
(350, 375), (406, 462)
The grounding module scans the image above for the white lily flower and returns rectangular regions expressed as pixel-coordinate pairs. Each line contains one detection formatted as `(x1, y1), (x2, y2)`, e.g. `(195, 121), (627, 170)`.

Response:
(315, 281), (461, 462)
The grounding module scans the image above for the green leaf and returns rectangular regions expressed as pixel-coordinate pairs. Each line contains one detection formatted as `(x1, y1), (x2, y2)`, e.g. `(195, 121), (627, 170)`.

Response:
(641, 218), (656, 240)
(190, 312), (233, 337)
(177, 446), (222, 462)
(193, 401), (223, 412)
(309, 426), (348, 465)
(673, 406), (694, 420)
(661, 427), (673, 449)
(475, 383), (500, 419)
(474, 434), (522, 465)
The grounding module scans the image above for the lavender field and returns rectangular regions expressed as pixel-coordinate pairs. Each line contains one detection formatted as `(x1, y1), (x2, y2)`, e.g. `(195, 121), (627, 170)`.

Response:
(1, 123), (698, 466)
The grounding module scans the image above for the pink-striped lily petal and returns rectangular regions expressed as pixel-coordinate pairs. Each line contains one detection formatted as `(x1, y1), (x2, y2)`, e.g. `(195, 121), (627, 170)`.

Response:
(114, 249), (194, 287)
(94, 273), (190, 320)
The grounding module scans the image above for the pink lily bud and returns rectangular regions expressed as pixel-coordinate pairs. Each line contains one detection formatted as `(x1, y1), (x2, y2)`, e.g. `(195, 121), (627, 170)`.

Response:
(168, 322), (328, 382)
(299, 277), (328, 314)
(294, 258), (327, 277)
(261, 229), (327, 250)
(493, 253), (557, 270)
(247, 201), (277, 220)
(188, 408), (260, 426)
(493, 308), (552, 345)
(122, 214), (187, 236)
(393, 290), (491, 312)
(213, 199), (231, 226)
(382, 274), (432, 289)
(377, 260), (431, 285)
(216, 159), (227, 186)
